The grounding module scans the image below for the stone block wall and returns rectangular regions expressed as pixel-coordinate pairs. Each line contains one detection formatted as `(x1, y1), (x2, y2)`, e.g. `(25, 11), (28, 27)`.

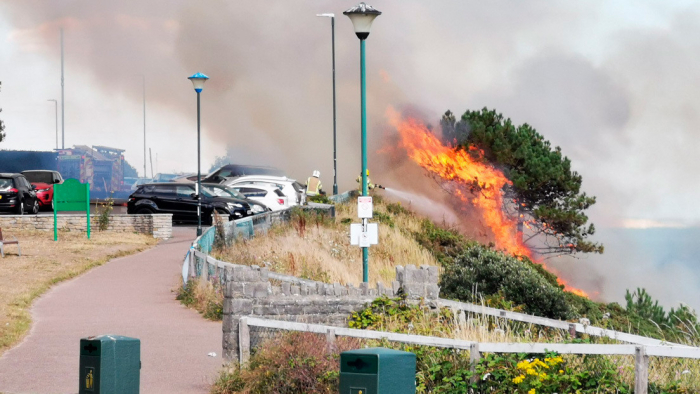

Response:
(222, 264), (439, 360)
(0, 214), (172, 239)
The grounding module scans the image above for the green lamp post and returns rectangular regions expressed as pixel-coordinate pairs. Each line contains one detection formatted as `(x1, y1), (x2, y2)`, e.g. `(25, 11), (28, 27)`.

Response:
(344, 2), (381, 283)
(188, 72), (209, 237)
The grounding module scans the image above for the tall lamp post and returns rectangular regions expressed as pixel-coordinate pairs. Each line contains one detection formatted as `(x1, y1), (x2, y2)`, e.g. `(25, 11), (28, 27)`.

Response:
(188, 72), (210, 237)
(344, 2), (381, 283)
(316, 13), (338, 196)
(47, 99), (58, 149)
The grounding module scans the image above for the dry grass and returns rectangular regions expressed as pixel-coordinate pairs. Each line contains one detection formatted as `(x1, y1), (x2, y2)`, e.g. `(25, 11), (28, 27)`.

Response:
(212, 200), (437, 286)
(0, 228), (157, 355)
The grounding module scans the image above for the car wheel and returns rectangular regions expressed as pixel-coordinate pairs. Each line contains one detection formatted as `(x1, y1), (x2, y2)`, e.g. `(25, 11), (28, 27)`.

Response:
(31, 200), (39, 214)
(136, 207), (154, 214)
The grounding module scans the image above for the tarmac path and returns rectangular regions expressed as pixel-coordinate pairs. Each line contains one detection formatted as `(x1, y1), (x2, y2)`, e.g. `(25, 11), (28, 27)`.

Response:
(0, 227), (222, 394)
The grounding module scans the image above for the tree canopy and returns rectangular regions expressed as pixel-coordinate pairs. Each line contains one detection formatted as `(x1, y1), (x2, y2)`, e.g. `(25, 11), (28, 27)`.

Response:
(441, 108), (602, 255)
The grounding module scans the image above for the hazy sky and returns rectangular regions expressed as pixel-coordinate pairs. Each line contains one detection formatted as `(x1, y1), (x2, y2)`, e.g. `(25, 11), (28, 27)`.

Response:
(3, 1), (700, 307)
(2, 0), (700, 231)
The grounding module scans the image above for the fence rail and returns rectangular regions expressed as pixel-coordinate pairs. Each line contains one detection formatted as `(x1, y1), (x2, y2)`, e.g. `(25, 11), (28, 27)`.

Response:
(239, 316), (700, 394)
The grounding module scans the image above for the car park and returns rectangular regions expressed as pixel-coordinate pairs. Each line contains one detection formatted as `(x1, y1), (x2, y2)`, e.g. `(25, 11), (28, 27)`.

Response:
(0, 173), (39, 215)
(127, 183), (252, 224)
(21, 170), (63, 210)
(228, 183), (288, 212)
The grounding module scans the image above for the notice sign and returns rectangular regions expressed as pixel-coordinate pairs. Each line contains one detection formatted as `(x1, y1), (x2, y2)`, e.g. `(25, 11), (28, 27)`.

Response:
(357, 196), (373, 218)
(350, 223), (378, 246)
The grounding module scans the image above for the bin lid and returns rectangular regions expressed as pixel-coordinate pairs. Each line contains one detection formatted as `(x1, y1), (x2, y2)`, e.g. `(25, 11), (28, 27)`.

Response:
(80, 335), (139, 356)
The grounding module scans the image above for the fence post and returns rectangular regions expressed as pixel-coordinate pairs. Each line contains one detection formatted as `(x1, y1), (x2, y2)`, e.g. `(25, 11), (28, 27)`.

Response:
(239, 317), (250, 366)
(469, 343), (481, 383)
(326, 328), (337, 353)
(635, 346), (648, 394)
(189, 248), (196, 279)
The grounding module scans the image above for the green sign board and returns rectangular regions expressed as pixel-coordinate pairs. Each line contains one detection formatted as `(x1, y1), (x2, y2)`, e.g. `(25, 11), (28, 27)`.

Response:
(54, 178), (90, 241)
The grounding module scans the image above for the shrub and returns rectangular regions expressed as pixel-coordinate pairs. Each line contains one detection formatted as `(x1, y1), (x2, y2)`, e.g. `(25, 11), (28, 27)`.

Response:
(308, 194), (333, 204)
(211, 332), (360, 394)
(414, 220), (476, 267)
(96, 197), (114, 231)
(441, 245), (572, 320)
(175, 279), (223, 321)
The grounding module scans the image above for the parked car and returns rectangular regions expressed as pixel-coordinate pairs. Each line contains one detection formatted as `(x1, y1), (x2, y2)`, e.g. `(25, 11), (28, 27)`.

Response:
(0, 173), (39, 214)
(152, 173), (180, 182)
(228, 183), (288, 212)
(202, 183), (270, 214)
(202, 164), (285, 184)
(21, 170), (64, 210)
(127, 183), (252, 224)
(129, 177), (154, 191)
(223, 176), (305, 206)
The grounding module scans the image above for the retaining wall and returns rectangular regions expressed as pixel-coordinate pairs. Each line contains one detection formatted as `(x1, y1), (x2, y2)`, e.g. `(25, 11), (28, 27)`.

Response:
(0, 214), (172, 239)
(221, 263), (439, 360)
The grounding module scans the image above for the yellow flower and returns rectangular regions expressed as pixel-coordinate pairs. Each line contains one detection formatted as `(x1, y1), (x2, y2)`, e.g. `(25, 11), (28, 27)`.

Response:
(559, 370), (564, 374)
(528, 389), (536, 394)
(512, 375), (525, 384)
(527, 368), (537, 376)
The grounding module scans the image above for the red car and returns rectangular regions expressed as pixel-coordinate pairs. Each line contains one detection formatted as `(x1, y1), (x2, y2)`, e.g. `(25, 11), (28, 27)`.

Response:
(21, 170), (64, 210)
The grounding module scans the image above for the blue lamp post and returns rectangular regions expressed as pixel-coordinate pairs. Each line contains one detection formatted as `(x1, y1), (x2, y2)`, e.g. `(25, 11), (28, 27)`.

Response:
(344, 2), (381, 283)
(188, 72), (209, 237)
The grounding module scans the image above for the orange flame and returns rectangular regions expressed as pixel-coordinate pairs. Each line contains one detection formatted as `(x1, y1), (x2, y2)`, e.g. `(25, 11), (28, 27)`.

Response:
(386, 108), (588, 297)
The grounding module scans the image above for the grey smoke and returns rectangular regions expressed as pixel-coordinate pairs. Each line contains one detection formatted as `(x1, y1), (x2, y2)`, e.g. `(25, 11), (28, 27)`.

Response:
(4, 1), (700, 309)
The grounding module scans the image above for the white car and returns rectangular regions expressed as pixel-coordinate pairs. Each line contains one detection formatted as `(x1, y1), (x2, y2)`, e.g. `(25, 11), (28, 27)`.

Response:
(229, 183), (289, 212)
(223, 176), (304, 206)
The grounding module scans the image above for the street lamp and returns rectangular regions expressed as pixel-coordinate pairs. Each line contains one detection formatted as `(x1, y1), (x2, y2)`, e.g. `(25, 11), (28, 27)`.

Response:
(47, 99), (58, 150)
(344, 2), (381, 283)
(188, 72), (209, 237)
(316, 13), (338, 196)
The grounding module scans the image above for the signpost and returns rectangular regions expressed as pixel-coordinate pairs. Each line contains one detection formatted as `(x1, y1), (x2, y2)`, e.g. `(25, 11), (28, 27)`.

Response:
(53, 178), (90, 241)
(352, 196), (378, 282)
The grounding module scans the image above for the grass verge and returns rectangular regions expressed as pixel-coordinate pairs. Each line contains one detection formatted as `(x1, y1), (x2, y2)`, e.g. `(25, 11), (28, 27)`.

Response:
(0, 229), (157, 355)
(175, 278), (224, 321)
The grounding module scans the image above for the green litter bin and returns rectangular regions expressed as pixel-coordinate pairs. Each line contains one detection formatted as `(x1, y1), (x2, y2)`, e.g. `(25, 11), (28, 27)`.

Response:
(79, 335), (140, 394)
(339, 347), (416, 394)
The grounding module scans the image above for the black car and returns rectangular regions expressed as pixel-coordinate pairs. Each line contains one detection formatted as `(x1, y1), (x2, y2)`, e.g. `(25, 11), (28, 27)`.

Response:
(0, 173), (39, 215)
(127, 183), (252, 224)
(202, 183), (270, 214)
(202, 164), (284, 184)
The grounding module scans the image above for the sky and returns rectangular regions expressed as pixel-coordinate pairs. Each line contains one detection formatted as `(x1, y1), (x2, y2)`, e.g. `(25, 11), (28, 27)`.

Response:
(1, 1), (700, 307)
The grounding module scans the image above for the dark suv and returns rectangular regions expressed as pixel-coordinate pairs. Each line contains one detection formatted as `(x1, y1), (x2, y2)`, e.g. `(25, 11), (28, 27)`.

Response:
(0, 173), (39, 215)
(127, 183), (252, 224)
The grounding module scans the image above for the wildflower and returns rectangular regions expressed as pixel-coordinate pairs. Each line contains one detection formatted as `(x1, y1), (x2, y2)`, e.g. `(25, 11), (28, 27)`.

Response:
(527, 368), (537, 376)
(559, 370), (564, 374)
(512, 375), (525, 384)
(528, 389), (536, 394)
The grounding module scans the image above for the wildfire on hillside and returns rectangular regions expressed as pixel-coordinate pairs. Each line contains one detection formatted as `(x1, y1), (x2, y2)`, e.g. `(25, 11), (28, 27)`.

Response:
(386, 107), (588, 298)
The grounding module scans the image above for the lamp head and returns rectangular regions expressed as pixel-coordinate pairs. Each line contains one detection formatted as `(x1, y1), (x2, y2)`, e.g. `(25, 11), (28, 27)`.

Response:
(343, 2), (381, 40)
(188, 72), (210, 93)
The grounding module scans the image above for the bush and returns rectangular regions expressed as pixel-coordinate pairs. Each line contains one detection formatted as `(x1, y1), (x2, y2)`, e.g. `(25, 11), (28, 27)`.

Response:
(175, 279), (223, 321)
(211, 332), (360, 394)
(414, 220), (476, 267)
(308, 194), (333, 204)
(441, 245), (572, 320)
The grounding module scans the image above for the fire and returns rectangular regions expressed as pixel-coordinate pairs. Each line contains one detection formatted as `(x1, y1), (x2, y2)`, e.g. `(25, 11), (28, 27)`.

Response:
(386, 108), (588, 297)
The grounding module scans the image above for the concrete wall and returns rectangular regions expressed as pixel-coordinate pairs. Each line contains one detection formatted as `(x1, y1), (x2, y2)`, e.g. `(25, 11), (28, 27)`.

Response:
(222, 264), (439, 360)
(0, 214), (172, 239)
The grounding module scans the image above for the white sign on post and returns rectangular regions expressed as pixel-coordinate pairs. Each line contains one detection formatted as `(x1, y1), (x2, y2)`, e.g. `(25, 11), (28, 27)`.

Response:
(358, 196), (373, 218)
(350, 223), (378, 246)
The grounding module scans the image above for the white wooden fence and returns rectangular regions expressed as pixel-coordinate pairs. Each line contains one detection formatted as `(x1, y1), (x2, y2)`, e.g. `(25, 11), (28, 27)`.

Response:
(238, 317), (700, 394)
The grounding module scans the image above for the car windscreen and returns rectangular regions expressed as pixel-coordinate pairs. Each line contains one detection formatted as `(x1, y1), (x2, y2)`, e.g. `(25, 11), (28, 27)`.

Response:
(0, 178), (14, 191)
(22, 172), (53, 184)
(206, 185), (244, 199)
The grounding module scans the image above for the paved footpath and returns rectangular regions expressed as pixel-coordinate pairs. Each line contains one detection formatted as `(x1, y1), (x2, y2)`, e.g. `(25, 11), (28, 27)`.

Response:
(0, 227), (222, 394)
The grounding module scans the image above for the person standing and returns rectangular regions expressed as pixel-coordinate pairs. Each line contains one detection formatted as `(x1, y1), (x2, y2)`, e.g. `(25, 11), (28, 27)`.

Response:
(306, 170), (323, 196)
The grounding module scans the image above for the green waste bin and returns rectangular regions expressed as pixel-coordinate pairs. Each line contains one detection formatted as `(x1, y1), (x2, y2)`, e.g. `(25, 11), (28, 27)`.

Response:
(339, 347), (416, 394)
(79, 335), (140, 394)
